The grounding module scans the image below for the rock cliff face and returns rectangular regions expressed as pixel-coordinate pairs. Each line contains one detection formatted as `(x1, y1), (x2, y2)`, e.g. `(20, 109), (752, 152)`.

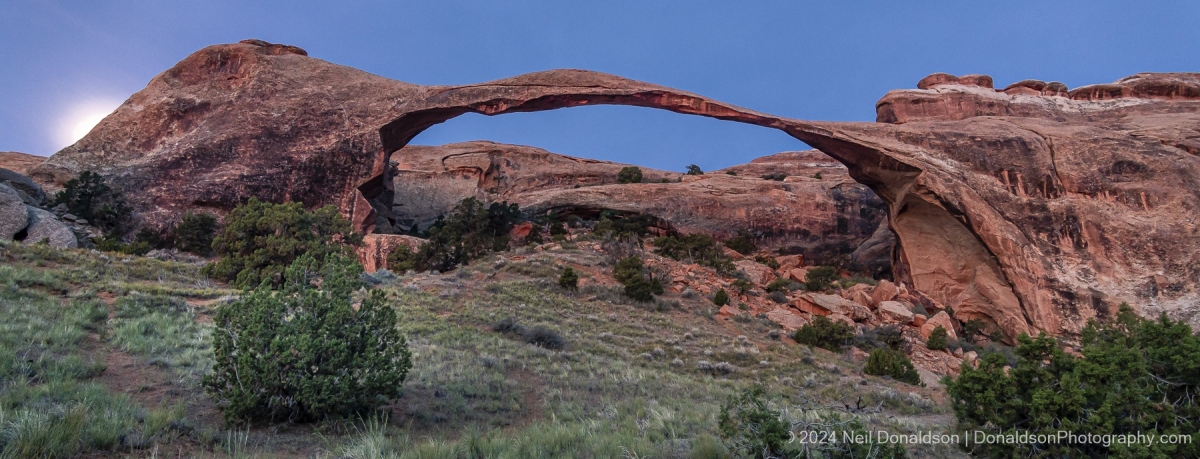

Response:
(384, 141), (888, 268)
(0, 152), (45, 175)
(32, 40), (1200, 340)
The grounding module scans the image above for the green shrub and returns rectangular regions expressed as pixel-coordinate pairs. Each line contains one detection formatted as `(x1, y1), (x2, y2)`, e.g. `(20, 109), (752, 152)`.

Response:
(203, 253), (411, 424)
(94, 236), (152, 256)
(767, 290), (788, 304)
(731, 278), (754, 295)
(558, 267), (579, 290)
(725, 170), (737, 176)
(386, 245), (419, 273)
(864, 348), (921, 385)
(712, 288), (730, 307)
(685, 164), (703, 175)
(653, 233), (735, 275)
(172, 212), (218, 256)
(803, 266), (838, 291)
(717, 385), (791, 459)
(961, 317), (987, 343)
(204, 198), (361, 288)
(856, 325), (905, 351)
(755, 255), (780, 270)
(812, 172), (822, 179)
(765, 278), (790, 293)
(612, 256), (662, 302)
(522, 325), (567, 350)
(926, 325), (948, 351)
(794, 315), (855, 352)
(593, 212), (658, 239)
(760, 173), (786, 181)
(947, 304), (1200, 458)
(617, 166), (643, 184)
(401, 198), (525, 272)
(723, 231), (757, 255)
(52, 171), (132, 236)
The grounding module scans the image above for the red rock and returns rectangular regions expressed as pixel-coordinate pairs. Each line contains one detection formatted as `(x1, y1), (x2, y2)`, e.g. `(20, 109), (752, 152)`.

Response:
(0, 152), (45, 176)
(877, 301), (915, 324)
(920, 311), (958, 341)
(776, 254), (804, 272)
(734, 259), (776, 286)
(804, 293), (872, 322)
(510, 221), (533, 239)
(765, 308), (809, 331)
(870, 280), (899, 305)
(357, 234), (424, 273)
(33, 40), (1200, 342)
(786, 268), (809, 283)
(912, 315), (927, 327)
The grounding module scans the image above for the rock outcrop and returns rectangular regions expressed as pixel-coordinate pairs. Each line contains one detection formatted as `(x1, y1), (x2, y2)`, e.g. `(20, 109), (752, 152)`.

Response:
(0, 184), (28, 240)
(385, 141), (888, 266)
(32, 40), (1200, 341)
(22, 207), (77, 248)
(0, 152), (45, 175)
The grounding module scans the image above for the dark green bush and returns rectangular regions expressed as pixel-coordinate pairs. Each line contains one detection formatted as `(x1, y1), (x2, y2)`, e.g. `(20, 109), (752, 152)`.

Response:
(712, 288), (730, 306)
(725, 170), (737, 176)
(593, 212), (659, 239)
(731, 278), (754, 295)
(926, 325), (948, 351)
(803, 266), (838, 291)
(794, 315), (855, 352)
(653, 233), (735, 275)
(718, 385), (791, 459)
(864, 348), (920, 385)
(760, 173), (786, 181)
(203, 198), (361, 288)
(856, 325), (905, 351)
(613, 256), (662, 302)
(558, 267), (579, 290)
(685, 164), (704, 175)
(755, 255), (780, 270)
(94, 236), (152, 256)
(765, 278), (790, 293)
(723, 231), (757, 255)
(523, 325), (567, 350)
(947, 305), (1200, 458)
(386, 198), (524, 273)
(203, 253), (411, 423)
(617, 166), (643, 184)
(172, 212), (218, 256)
(52, 171), (133, 236)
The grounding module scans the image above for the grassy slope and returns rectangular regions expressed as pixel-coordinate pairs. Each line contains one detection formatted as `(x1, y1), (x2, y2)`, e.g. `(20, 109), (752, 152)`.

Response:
(0, 241), (963, 458)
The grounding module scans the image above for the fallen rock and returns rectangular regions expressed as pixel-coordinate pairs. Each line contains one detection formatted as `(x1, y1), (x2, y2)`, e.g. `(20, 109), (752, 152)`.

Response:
(776, 254), (804, 272)
(920, 311), (958, 341)
(877, 301), (915, 324)
(804, 293), (872, 322)
(21, 206), (76, 248)
(871, 280), (899, 305)
(0, 168), (46, 206)
(0, 184), (29, 240)
(765, 308), (808, 331)
(786, 267), (809, 283)
(734, 259), (776, 285)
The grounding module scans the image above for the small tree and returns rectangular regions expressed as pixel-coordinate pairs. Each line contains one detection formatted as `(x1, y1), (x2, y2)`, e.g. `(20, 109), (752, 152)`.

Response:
(558, 267), (579, 290)
(613, 256), (662, 302)
(804, 266), (838, 291)
(718, 385), (791, 459)
(203, 253), (411, 424)
(204, 198), (362, 288)
(172, 212), (218, 256)
(685, 164), (704, 175)
(794, 315), (855, 351)
(864, 348), (921, 385)
(926, 325), (949, 351)
(52, 171), (132, 236)
(712, 288), (730, 306)
(617, 166), (643, 184)
(723, 231), (757, 255)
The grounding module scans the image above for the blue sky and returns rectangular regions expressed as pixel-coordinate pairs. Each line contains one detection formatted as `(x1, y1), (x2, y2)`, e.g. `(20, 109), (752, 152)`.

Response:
(2, 1), (1197, 171)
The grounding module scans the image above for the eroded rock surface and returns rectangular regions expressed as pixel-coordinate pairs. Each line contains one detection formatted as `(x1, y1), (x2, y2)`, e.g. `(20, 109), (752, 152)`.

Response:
(0, 152), (46, 175)
(31, 40), (1200, 340)
(385, 141), (888, 266)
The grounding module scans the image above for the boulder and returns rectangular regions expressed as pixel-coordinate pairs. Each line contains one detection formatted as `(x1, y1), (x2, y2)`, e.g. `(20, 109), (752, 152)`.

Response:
(803, 293), (872, 322)
(871, 280), (899, 305)
(912, 314), (927, 327)
(877, 301), (915, 325)
(775, 254), (804, 272)
(0, 184), (29, 240)
(21, 206), (76, 248)
(786, 267), (809, 283)
(765, 307), (808, 331)
(0, 168), (46, 206)
(734, 259), (776, 285)
(920, 311), (958, 341)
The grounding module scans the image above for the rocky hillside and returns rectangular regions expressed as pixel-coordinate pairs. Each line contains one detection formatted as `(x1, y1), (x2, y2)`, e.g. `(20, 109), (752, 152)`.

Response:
(0, 151), (45, 174)
(28, 39), (1200, 343)
(384, 141), (889, 271)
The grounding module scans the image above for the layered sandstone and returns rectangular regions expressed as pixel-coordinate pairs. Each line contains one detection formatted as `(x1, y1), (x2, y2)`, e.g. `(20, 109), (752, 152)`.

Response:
(33, 40), (1200, 341)
(0, 152), (45, 175)
(384, 141), (887, 267)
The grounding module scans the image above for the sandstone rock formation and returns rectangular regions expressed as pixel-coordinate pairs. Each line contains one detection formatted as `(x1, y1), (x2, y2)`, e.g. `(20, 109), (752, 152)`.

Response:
(0, 184), (29, 240)
(0, 152), (45, 175)
(32, 40), (1200, 341)
(384, 141), (888, 266)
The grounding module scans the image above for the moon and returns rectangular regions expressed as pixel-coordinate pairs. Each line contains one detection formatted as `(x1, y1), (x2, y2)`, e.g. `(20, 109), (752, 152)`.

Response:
(59, 100), (122, 148)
